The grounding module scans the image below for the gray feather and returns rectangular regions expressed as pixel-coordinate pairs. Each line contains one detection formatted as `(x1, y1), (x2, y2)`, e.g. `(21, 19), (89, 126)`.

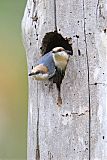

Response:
(37, 51), (56, 78)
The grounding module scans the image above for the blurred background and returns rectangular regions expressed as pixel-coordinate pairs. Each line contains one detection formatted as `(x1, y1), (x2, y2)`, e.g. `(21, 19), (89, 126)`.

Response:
(0, 0), (27, 159)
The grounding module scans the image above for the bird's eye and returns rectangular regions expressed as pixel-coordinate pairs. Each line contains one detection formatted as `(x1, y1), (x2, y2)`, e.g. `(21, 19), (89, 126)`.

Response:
(58, 49), (62, 52)
(35, 71), (41, 74)
(35, 71), (45, 74)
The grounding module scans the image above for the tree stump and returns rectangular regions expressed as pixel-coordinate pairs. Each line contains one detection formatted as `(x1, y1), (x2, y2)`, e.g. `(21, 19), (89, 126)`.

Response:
(22, 0), (107, 159)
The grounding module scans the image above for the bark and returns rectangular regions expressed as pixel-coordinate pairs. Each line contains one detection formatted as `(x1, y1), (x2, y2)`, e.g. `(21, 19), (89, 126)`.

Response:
(22, 0), (107, 159)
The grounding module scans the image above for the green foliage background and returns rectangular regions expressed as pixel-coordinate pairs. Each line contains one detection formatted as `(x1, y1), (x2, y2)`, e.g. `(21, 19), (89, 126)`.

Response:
(0, 0), (27, 159)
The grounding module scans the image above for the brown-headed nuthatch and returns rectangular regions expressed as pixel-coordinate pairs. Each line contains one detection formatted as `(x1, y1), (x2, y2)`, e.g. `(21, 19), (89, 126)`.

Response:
(29, 47), (72, 106)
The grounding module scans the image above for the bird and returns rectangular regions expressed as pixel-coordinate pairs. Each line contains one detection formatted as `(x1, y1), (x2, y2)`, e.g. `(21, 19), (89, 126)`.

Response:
(29, 51), (56, 80)
(29, 47), (72, 106)
(51, 47), (72, 106)
(52, 47), (72, 71)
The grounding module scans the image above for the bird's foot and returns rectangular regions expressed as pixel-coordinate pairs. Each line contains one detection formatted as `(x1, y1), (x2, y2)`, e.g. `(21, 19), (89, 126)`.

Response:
(57, 96), (62, 107)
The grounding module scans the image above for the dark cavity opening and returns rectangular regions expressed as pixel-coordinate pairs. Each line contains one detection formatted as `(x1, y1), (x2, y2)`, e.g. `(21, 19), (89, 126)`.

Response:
(40, 31), (73, 55)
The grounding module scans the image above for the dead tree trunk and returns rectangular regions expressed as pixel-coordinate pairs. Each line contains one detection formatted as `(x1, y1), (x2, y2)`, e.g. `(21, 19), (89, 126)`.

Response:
(22, 0), (107, 159)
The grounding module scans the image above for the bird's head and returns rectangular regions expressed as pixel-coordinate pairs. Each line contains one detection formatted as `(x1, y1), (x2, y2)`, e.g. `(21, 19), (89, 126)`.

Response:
(52, 47), (72, 70)
(52, 47), (72, 56)
(28, 64), (49, 80)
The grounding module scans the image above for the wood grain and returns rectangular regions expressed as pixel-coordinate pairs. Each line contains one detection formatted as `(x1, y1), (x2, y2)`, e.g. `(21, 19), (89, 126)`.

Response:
(22, 0), (107, 159)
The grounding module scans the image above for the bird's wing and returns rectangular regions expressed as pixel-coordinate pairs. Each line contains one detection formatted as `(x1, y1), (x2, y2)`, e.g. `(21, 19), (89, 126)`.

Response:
(37, 51), (52, 64)
(37, 51), (56, 78)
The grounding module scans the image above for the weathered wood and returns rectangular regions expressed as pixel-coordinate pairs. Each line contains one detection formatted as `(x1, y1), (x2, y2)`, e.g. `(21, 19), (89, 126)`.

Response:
(56, 0), (89, 159)
(22, 0), (55, 159)
(22, 0), (107, 159)
(83, 0), (107, 159)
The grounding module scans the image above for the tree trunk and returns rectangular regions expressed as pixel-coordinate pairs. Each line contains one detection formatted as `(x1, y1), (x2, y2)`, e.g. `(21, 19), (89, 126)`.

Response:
(22, 0), (107, 159)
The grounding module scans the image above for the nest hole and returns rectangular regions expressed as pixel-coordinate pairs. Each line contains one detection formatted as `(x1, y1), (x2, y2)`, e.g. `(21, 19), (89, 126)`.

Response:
(40, 31), (73, 55)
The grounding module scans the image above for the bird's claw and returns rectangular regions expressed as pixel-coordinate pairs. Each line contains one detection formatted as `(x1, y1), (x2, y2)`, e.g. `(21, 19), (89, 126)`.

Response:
(57, 96), (62, 107)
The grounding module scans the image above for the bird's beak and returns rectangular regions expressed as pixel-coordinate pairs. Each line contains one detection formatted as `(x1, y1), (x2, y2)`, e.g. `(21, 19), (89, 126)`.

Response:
(28, 72), (35, 76)
(65, 50), (73, 56)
